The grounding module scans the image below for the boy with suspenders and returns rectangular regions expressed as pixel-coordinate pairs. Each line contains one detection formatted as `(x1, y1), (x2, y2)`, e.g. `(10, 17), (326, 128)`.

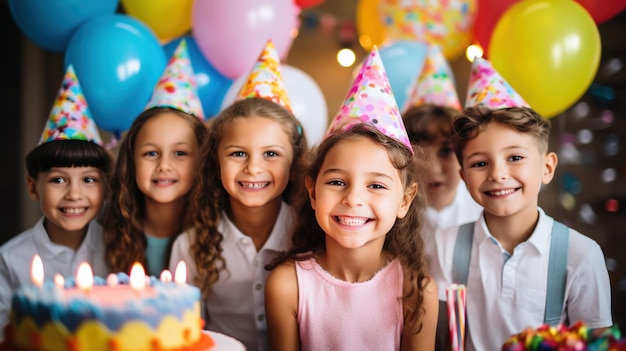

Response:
(428, 57), (612, 350)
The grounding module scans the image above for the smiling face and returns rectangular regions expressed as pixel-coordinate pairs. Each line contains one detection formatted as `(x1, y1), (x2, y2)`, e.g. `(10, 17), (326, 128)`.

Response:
(217, 115), (294, 211)
(28, 166), (105, 240)
(459, 121), (557, 221)
(307, 136), (414, 251)
(133, 112), (200, 207)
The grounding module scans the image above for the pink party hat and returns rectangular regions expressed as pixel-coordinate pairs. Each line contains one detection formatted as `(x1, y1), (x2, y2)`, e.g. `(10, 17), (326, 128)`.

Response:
(39, 65), (103, 146)
(325, 46), (413, 153)
(145, 39), (205, 119)
(236, 39), (292, 112)
(465, 57), (529, 109)
(402, 44), (461, 112)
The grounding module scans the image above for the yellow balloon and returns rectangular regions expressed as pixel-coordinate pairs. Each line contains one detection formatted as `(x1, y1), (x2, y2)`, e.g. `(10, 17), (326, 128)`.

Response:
(489, 0), (601, 118)
(121, 0), (193, 42)
(356, 0), (387, 51)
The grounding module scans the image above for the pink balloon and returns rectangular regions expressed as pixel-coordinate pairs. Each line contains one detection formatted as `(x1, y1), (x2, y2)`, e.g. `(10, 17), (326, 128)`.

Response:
(192, 0), (299, 79)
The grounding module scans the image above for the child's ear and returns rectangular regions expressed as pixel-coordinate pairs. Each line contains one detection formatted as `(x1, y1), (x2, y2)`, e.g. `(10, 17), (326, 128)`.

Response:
(459, 168), (466, 182)
(305, 176), (316, 210)
(26, 175), (38, 201)
(542, 151), (558, 184)
(397, 182), (418, 219)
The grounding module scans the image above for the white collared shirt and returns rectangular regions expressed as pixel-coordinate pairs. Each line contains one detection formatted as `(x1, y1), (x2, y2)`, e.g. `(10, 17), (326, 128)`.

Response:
(0, 217), (108, 339)
(430, 208), (612, 351)
(170, 201), (294, 351)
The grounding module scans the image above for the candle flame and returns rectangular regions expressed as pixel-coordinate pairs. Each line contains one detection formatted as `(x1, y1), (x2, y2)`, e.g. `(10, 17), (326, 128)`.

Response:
(54, 274), (64, 288)
(160, 270), (172, 283)
(174, 261), (187, 285)
(76, 262), (93, 292)
(129, 262), (146, 291)
(31, 255), (44, 287)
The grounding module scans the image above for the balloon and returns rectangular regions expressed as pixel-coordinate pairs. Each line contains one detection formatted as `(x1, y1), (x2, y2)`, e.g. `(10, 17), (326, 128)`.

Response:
(472, 0), (519, 57)
(121, 0), (193, 42)
(575, 0), (626, 24)
(489, 0), (601, 118)
(65, 14), (167, 133)
(356, 0), (387, 51)
(295, 0), (326, 9)
(164, 36), (233, 119)
(7, 0), (118, 52)
(220, 65), (328, 147)
(380, 0), (477, 61)
(378, 40), (428, 111)
(192, 0), (299, 79)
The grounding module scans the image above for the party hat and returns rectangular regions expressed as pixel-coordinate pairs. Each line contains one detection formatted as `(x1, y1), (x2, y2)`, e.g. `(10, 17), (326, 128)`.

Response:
(145, 39), (205, 119)
(39, 65), (103, 146)
(465, 56), (529, 109)
(235, 39), (292, 112)
(402, 44), (461, 112)
(324, 46), (413, 153)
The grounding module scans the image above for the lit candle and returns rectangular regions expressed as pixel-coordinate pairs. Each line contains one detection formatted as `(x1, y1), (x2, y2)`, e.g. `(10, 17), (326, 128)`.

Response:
(76, 262), (93, 294)
(31, 254), (44, 288)
(160, 270), (172, 283)
(54, 274), (65, 289)
(129, 262), (146, 294)
(174, 261), (187, 285)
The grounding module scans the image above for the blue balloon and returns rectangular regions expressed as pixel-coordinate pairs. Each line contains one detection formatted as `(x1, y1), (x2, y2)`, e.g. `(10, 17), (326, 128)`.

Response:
(378, 40), (428, 110)
(8, 0), (118, 52)
(65, 14), (167, 133)
(164, 36), (233, 118)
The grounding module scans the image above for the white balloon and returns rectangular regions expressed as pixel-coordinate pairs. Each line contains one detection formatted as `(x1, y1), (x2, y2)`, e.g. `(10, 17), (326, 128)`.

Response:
(220, 65), (328, 147)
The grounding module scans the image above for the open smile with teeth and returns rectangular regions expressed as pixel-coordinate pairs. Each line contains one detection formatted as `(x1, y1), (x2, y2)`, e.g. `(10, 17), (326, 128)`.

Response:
(153, 179), (176, 185)
(240, 182), (269, 189)
(487, 188), (518, 196)
(61, 207), (87, 214)
(335, 216), (370, 226)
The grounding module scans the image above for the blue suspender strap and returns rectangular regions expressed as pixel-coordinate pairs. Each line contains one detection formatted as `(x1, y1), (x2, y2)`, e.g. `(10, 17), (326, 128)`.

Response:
(452, 222), (475, 285)
(544, 221), (570, 326)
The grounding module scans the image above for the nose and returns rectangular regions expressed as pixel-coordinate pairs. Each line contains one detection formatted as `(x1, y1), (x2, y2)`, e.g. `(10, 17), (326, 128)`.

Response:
(157, 155), (173, 172)
(341, 185), (364, 208)
(65, 181), (83, 200)
(244, 155), (263, 174)
(487, 161), (508, 182)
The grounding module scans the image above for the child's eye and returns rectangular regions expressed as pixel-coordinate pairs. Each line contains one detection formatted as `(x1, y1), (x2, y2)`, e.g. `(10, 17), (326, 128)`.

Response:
(83, 177), (99, 184)
(264, 151), (278, 157)
(508, 155), (523, 162)
(174, 151), (188, 157)
(143, 151), (158, 158)
(230, 151), (246, 157)
(50, 177), (66, 184)
(469, 161), (487, 168)
(369, 183), (387, 190)
(327, 179), (345, 186)
(439, 146), (454, 158)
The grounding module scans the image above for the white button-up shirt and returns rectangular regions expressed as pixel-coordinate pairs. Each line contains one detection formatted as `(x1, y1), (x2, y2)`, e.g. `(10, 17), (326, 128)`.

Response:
(170, 202), (294, 351)
(0, 217), (108, 339)
(429, 208), (612, 351)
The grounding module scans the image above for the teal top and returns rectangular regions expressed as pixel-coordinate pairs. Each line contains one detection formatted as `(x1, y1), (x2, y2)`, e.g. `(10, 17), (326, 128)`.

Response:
(145, 234), (171, 277)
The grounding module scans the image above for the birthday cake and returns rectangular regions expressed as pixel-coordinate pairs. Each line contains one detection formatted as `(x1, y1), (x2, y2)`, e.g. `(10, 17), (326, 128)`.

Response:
(501, 321), (626, 351)
(2, 271), (213, 351)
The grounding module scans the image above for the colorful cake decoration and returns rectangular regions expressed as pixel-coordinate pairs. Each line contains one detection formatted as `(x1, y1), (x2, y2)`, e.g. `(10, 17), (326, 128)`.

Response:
(145, 39), (205, 120)
(39, 65), (103, 146)
(235, 39), (292, 112)
(402, 44), (461, 112)
(465, 56), (530, 110)
(324, 46), (413, 154)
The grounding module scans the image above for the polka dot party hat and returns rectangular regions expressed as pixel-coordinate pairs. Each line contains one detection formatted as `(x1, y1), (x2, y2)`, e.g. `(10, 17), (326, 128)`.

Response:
(235, 39), (292, 112)
(145, 39), (205, 119)
(324, 46), (413, 154)
(39, 65), (103, 146)
(465, 56), (529, 110)
(402, 44), (461, 112)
